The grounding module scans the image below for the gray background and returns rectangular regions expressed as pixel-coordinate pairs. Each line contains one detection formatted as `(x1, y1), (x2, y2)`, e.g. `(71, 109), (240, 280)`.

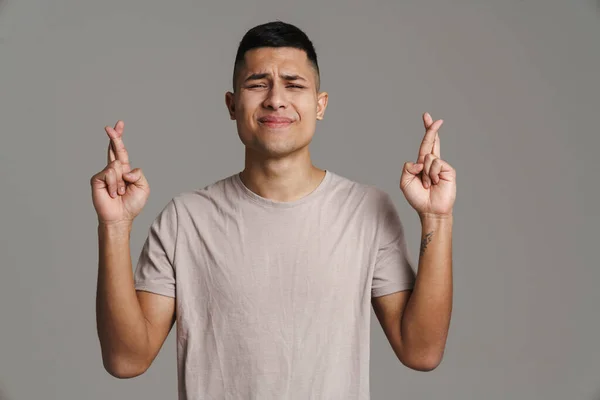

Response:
(0, 0), (598, 399)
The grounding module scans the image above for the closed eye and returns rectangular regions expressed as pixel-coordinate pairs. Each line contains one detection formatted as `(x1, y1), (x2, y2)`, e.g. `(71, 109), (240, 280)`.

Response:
(245, 84), (305, 89)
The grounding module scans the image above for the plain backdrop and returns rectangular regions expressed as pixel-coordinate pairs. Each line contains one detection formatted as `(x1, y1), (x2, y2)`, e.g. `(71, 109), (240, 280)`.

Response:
(0, 0), (598, 399)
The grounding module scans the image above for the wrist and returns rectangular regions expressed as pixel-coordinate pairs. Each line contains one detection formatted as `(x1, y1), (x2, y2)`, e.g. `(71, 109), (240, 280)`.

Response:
(418, 212), (453, 224)
(98, 220), (133, 235)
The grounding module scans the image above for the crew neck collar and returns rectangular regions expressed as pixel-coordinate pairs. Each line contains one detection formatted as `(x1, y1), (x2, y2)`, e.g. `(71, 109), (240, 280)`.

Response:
(233, 170), (332, 209)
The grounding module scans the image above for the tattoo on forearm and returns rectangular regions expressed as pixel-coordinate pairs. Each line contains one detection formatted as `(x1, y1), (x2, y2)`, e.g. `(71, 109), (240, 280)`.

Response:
(420, 231), (434, 256)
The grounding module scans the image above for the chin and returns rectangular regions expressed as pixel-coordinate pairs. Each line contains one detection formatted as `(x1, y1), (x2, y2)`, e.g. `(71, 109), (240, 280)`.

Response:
(253, 143), (298, 158)
(238, 128), (313, 156)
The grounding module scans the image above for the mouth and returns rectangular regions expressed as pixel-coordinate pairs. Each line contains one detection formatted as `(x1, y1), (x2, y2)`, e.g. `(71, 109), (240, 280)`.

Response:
(258, 116), (294, 129)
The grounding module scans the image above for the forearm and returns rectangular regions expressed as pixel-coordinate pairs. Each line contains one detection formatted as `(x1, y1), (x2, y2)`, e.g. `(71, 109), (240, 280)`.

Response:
(401, 213), (453, 368)
(96, 222), (150, 376)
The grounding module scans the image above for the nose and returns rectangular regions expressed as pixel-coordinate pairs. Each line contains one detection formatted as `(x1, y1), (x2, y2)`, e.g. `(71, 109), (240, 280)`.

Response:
(262, 83), (288, 110)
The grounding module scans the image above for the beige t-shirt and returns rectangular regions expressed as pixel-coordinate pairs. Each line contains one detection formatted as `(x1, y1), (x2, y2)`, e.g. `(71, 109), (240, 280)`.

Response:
(134, 169), (416, 400)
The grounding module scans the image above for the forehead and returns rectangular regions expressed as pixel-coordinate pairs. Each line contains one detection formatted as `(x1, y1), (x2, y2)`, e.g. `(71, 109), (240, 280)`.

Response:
(241, 47), (313, 76)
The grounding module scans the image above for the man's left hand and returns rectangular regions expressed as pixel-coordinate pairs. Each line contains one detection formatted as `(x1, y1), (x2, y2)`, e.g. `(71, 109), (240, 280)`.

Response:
(400, 112), (456, 218)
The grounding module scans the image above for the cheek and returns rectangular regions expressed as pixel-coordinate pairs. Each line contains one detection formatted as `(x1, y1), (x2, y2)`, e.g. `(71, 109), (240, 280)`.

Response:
(235, 102), (257, 127)
(236, 93), (259, 113)
(295, 97), (318, 121)
(296, 106), (317, 137)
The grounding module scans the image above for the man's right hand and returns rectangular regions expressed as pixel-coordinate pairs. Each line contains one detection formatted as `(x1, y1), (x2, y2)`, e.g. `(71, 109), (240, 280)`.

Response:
(90, 120), (150, 225)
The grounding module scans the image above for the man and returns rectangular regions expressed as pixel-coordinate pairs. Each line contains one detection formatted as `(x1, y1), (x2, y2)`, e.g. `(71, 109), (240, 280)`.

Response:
(91, 21), (455, 399)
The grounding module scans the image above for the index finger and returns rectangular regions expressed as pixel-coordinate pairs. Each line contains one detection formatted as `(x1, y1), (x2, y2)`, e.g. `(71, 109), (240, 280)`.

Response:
(417, 113), (443, 164)
(105, 120), (131, 173)
(424, 113), (441, 159)
(107, 141), (116, 164)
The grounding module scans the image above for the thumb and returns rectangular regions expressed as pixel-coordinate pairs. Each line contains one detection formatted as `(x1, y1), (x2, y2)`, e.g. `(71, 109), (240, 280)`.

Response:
(403, 162), (424, 176)
(123, 168), (148, 188)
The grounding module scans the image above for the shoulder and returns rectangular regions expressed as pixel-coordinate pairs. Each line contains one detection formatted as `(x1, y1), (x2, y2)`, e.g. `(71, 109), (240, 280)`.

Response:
(167, 173), (239, 216)
(325, 170), (393, 214)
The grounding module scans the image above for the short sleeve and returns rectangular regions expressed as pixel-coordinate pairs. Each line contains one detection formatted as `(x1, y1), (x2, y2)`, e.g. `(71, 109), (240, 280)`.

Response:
(371, 191), (416, 298)
(133, 198), (178, 298)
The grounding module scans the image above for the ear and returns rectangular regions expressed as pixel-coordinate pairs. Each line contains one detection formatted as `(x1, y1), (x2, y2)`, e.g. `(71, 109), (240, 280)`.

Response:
(316, 91), (329, 120)
(225, 91), (236, 120)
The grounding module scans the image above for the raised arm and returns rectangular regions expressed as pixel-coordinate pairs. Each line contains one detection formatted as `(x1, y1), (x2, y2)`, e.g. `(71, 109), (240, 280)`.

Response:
(91, 120), (175, 378)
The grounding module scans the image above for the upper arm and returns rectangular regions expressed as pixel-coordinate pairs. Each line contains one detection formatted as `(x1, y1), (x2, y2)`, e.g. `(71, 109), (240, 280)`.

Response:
(371, 190), (416, 298)
(371, 290), (412, 365)
(137, 290), (176, 369)
(370, 189), (416, 365)
(132, 198), (178, 370)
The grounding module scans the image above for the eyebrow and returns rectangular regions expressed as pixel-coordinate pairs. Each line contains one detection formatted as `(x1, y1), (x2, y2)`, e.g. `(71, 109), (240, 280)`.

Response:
(243, 72), (307, 83)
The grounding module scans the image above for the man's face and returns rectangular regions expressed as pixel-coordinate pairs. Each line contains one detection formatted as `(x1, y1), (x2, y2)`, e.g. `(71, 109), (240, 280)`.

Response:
(225, 47), (328, 159)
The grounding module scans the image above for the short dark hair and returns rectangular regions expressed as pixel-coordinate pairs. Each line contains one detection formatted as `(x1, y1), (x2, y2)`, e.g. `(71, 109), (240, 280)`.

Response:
(232, 21), (320, 92)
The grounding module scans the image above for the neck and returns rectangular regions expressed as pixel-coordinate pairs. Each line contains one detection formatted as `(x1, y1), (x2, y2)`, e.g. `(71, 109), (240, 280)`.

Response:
(240, 148), (326, 203)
